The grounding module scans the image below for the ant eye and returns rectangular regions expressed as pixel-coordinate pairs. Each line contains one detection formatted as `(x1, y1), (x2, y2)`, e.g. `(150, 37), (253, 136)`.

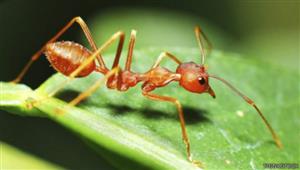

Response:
(198, 77), (206, 85)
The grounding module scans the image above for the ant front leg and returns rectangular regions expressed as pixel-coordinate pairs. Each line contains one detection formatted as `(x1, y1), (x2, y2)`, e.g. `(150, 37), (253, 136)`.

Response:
(12, 16), (107, 83)
(142, 91), (203, 168)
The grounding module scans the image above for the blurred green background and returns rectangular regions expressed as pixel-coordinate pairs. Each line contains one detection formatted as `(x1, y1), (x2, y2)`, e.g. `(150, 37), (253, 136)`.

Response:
(0, 0), (299, 169)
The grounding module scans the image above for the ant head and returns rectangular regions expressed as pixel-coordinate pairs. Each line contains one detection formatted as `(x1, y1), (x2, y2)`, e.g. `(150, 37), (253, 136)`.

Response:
(176, 62), (215, 98)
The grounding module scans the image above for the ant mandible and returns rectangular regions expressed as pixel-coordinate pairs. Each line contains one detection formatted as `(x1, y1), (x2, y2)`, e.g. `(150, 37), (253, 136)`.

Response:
(12, 16), (282, 167)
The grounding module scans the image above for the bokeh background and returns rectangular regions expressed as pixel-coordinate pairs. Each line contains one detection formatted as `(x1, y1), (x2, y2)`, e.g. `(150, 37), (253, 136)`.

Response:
(0, 0), (299, 169)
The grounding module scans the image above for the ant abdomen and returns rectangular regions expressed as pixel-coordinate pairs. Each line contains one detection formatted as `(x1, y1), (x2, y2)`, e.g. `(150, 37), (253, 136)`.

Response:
(45, 41), (96, 77)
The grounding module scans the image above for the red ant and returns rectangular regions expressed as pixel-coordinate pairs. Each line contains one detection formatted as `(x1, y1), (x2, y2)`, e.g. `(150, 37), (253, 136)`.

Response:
(12, 16), (282, 167)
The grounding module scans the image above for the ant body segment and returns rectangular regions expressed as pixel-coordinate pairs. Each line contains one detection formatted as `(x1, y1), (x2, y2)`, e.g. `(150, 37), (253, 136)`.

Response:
(12, 17), (282, 167)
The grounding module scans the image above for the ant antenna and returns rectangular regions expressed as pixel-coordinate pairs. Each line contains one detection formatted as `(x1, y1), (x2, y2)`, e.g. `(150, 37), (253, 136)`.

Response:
(209, 75), (283, 149)
(194, 26), (212, 65)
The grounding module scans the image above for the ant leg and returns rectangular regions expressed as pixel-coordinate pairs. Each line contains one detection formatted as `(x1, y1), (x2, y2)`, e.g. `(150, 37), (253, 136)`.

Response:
(124, 30), (137, 71)
(12, 16), (107, 83)
(47, 31), (124, 98)
(68, 67), (120, 107)
(142, 91), (203, 168)
(194, 26), (212, 65)
(111, 33), (125, 68)
(123, 31), (182, 71)
(151, 52), (182, 68)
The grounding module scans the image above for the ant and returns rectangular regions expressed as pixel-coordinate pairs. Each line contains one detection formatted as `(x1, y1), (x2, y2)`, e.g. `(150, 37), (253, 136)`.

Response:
(12, 16), (282, 167)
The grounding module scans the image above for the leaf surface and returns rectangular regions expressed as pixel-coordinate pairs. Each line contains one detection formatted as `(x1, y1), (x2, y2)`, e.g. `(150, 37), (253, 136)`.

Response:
(1, 48), (299, 169)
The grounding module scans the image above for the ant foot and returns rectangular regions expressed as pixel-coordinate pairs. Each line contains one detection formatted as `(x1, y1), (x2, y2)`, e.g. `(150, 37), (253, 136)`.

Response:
(55, 103), (75, 115)
(55, 107), (66, 115)
(9, 77), (22, 84)
(25, 97), (39, 109)
(9, 79), (19, 84)
(192, 160), (204, 169)
(188, 156), (204, 169)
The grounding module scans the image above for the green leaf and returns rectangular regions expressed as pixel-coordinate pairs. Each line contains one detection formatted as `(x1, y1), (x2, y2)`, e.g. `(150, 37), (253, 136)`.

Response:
(1, 48), (299, 169)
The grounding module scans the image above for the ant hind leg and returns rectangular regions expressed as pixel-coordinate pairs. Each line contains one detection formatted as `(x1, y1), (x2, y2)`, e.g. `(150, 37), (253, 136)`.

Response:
(25, 31), (124, 111)
(68, 67), (120, 107)
(12, 16), (106, 83)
